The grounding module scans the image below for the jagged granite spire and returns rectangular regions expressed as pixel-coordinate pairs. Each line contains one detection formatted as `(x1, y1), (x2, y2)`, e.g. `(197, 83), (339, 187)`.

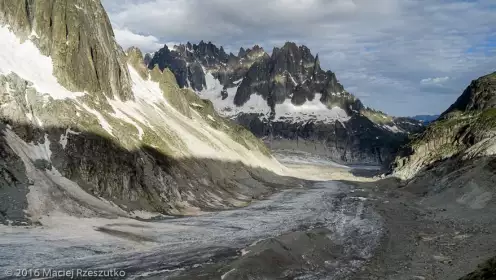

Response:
(238, 47), (246, 57)
(234, 41), (350, 109)
(0, 0), (133, 101)
(148, 44), (206, 91)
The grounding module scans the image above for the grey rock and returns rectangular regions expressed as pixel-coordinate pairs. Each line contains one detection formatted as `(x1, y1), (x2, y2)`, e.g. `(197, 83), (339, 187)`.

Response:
(236, 113), (412, 166)
(459, 256), (496, 280)
(0, 124), (31, 226)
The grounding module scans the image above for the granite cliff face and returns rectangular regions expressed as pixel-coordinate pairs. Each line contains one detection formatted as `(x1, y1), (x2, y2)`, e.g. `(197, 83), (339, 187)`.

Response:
(0, 0), (291, 225)
(148, 41), (423, 166)
(0, 0), (132, 100)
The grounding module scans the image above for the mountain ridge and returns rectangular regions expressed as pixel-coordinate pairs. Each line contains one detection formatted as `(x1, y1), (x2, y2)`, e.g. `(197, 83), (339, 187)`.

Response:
(147, 40), (424, 166)
(410, 114), (440, 124)
(393, 71), (496, 179)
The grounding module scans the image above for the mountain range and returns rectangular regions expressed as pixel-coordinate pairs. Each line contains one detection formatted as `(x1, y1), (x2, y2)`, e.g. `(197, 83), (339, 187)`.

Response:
(146, 41), (425, 166)
(410, 114), (440, 124)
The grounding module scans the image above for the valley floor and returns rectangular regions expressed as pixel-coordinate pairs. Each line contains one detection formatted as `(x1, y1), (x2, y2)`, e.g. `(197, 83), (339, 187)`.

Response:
(0, 152), (494, 280)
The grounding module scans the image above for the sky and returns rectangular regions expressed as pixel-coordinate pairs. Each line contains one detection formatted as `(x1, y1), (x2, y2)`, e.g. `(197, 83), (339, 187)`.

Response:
(101, 0), (496, 116)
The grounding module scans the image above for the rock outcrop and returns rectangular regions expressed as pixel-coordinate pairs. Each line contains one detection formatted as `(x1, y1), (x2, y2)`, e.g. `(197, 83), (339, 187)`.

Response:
(459, 256), (496, 280)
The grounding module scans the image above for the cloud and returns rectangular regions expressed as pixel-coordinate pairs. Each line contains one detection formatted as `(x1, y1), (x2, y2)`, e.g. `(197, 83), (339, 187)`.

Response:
(102, 0), (496, 116)
(113, 27), (163, 53)
(420, 77), (450, 85)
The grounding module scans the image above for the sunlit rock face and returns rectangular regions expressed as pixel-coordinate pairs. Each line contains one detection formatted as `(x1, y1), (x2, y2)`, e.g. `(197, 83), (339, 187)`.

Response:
(0, 0), (133, 101)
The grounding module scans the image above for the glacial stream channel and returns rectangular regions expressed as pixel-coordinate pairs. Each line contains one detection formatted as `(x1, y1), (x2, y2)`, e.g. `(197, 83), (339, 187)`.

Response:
(0, 156), (383, 280)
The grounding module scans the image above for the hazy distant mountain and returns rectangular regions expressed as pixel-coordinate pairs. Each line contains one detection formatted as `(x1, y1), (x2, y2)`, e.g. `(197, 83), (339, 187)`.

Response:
(410, 115), (440, 124)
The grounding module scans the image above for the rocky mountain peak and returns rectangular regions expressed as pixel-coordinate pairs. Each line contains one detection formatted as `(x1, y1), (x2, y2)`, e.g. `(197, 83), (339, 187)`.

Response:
(238, 47), (247, 57)
(126, 46), (148, 79)
(251, 45), (264, 52)
(192, 40), (228, 66)
(233, 41), (346, 109)
(143, 52), (153, 66)
(0, 0), (133, 101)
(147, 43), (203, 90)
(242, 45), (266, 60)
(270, 42), (318, 80)
(441, 72), (496, 118)
(234, 45), (267, 59)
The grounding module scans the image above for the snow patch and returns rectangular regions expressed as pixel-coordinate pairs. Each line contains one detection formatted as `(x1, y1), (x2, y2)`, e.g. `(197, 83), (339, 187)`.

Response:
(25, 112), (33, 122)
(34, 116), (43, 127)
(80, 103), (114, 136)
(287, 72), (298, 85)
(28, 29), (40, 39)
(200, 71), (271, 118)
(106, 97), (144, 140)
(241, 248), (251, 256)
(0, 25), (84, 99)
(382, 124), (402, 133)
(124, 64), (286, 174)
(59, 128), (78, 149)
(275, 93), (350, 122)
(59, 133), (68, 149)
(24, 134), (52, 161)
(199, 71), (349, 122)
(221, 269), (236, 279)
(131, 70), (166, 103)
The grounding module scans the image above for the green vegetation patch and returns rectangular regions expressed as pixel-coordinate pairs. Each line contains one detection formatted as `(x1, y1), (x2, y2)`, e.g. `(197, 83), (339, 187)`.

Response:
(361, 108), (393, 124)
(476, 108), (496, 129)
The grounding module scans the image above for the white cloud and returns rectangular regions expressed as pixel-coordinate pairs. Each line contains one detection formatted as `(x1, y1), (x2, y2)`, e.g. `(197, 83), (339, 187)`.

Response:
(102, 0), (496, 116)
(113, 27), (163, 53)
(420, 77), (450, 85)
